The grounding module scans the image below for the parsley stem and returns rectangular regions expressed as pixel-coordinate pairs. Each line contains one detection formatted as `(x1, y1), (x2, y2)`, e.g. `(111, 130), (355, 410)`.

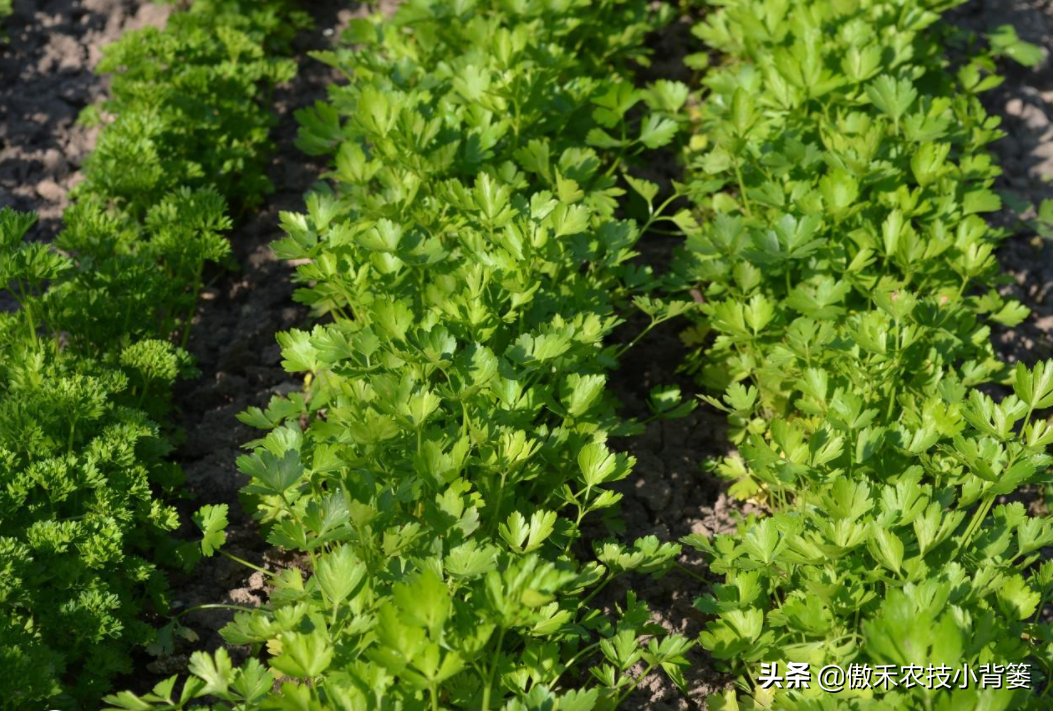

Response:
(885, 383), (898, 422)
(642, 226), (687, 237)
(549, 641), (604, 688)
(172, 602), (259, 620)
(674, 561), (708, 583)
(1030, 590), (1050, 624)
(733, 156), (752, 217)
(481, 626), (506, 711)
(488, 470), (508, 535)
(954, 492), (996, 558)
(16, 281), (38, 349)
(220, 549), (276, 578)
(577, 573), (614, 611)
(639, 192), (682, 237)
(613, 659), (659, 706)
(613, 316), (659, 360)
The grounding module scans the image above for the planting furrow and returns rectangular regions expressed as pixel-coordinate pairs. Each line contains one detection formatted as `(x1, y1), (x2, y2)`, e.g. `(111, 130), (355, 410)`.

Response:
(667, 0), (1053, 708)
(130, 6), (352, 689)
(0, 0), (307, 707)
(595, 252), (736, 709)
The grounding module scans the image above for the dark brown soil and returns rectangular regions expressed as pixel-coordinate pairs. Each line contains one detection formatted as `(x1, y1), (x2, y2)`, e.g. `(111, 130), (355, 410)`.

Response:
(599, 255), (740, 710)
(949, 0), (1053, 366)
(0, 0), (170, 237)
(137, 6), (361, 684)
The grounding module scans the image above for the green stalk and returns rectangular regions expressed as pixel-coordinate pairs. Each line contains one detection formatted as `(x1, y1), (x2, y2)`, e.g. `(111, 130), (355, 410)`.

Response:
(481, 626), (506, 711)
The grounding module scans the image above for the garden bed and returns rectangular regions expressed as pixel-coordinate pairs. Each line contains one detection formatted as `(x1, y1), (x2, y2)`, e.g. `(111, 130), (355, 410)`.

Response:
(3, 0), (1053, 709)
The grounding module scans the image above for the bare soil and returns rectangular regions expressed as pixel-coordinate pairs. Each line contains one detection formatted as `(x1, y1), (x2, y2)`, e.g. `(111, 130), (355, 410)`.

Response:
(0, 0), (170, 237)
(133, 6), (365, 687)
(950, 0), (1053, 366)
(599, 261), (745, 710)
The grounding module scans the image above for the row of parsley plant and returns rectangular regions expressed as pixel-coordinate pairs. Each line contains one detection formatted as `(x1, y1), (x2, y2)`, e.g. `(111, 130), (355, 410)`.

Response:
(103, 1), (705, 709)
(0, 1), (306, 707)
(670, 0), (1053, 708)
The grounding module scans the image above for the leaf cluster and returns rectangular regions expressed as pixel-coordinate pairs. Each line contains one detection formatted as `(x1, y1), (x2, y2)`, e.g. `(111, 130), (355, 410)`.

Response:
(669, 0), (1053, 708)
(107, 1), (695, 709)
(0, 208), (188, 707)
(80, 0), (309, 215)
(0, 1), (304, 707)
